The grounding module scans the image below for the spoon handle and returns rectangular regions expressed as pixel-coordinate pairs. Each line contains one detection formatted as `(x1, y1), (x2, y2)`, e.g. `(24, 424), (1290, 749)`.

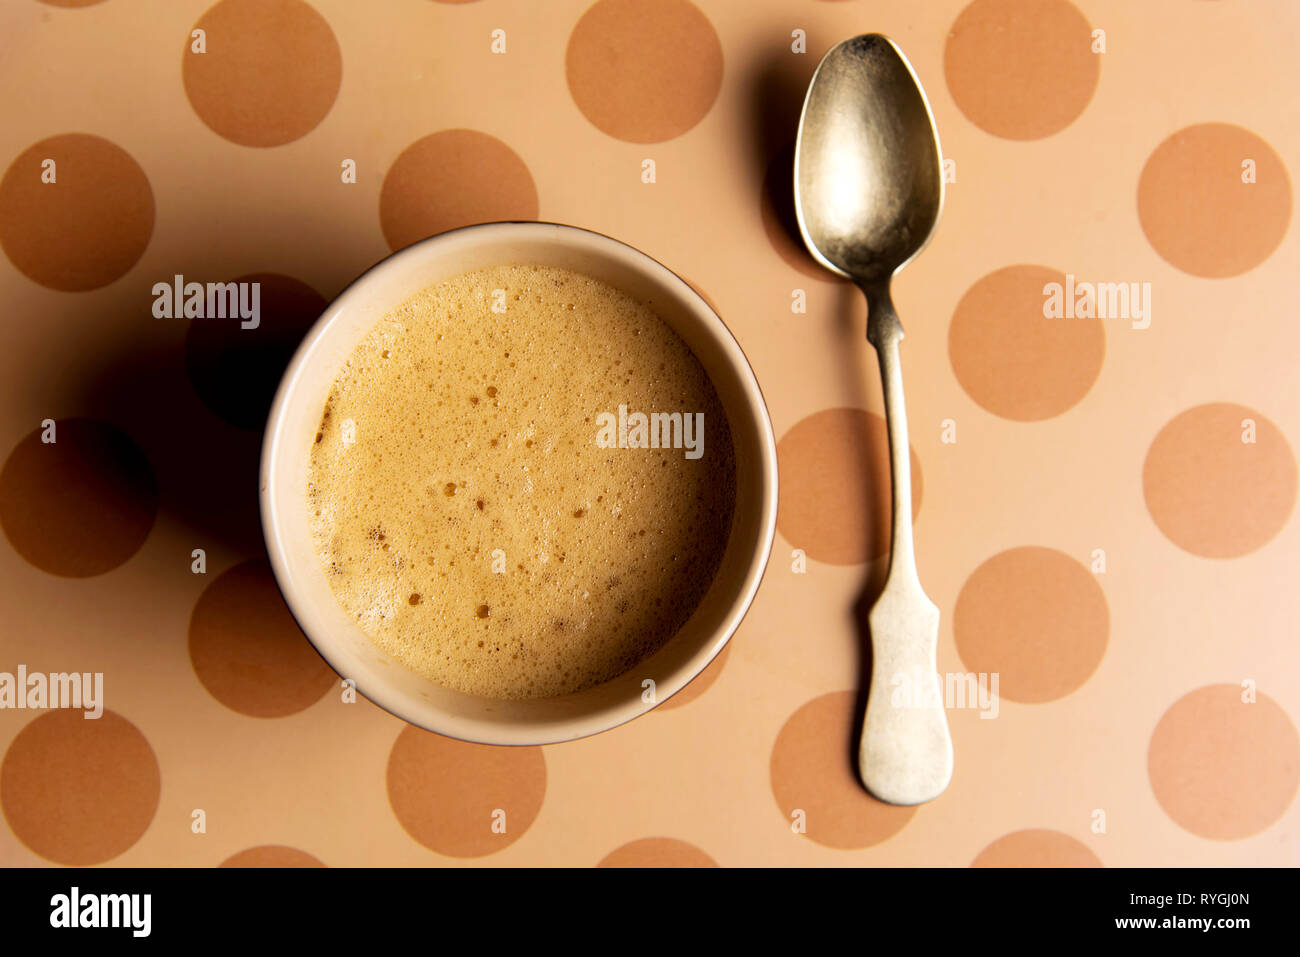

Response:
(858, 284), (954, 806)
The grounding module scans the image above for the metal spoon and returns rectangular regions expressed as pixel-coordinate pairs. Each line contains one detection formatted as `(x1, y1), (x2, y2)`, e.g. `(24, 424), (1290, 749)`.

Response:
(794, 34), (953, 805)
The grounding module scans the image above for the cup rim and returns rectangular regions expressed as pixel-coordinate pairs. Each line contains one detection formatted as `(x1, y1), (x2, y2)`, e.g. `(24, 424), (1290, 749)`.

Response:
(260, 220), (778, 744)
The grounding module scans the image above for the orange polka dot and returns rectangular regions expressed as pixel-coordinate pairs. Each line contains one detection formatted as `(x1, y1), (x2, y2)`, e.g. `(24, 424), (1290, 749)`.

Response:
(0, 418), (157, 577)
(656, 640), (731, 711)
(379, 130), (538, 253)
(0, 134), (154, 292)
(949, 265), (1105, 421)
(1143, 404), (1296, 559)
(776, 408), (921, 566)
(566, 0), (723, 143)
(1149, 685), (1300, 841)
(598, 837), (718, 867)
(945, 0), (1099, 140)
(1, 710), (160, 865)
(220, 845), (325, 867)
(183, 0), (342, 148)
(387, 725), (546, 857)
(972, 829), (1102, 867)
(1138, 123), (1292, 278)
(762, 142), (845, 281)
(189, 559), (336, 717)
(771, 691), (917, 849)
(184, 273), (326, 431)
(954, 546), (1108, 703)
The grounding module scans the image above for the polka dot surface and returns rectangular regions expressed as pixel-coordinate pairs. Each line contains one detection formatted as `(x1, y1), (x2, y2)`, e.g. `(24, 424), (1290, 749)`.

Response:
(189, 560), (336, 718)
(387, 725), (546, 857)
(0, 418), (158, 577)
(972, 829), (1102, 867)
(1, 710), (160, 865)
(379, 130), (538, 252)
(1138, 124), (1291, 278)
(0, 134), (154, 291)
(598, 837), (717, 867)
(1143, 404), (1296, 559)
(954, 547), (1108, 704)
(184, 272), (326, 431)
(1148, 685), (1299, 841)
(945, 0), (1100, 140)
(771, 692), (917, 849)
(183, 0), (343, 148)
(777, 408), (921, 566)
(566, 0), (723, 144)
(220, 845), (326, 867)
(949, 265), (1105, 421)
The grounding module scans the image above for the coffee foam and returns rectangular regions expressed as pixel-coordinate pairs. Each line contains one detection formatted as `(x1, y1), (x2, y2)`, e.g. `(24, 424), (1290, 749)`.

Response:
(307, 264), (736, 699)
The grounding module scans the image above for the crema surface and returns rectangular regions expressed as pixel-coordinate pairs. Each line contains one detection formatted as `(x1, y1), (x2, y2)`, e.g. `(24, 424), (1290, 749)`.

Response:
(307, 264), (736, 699)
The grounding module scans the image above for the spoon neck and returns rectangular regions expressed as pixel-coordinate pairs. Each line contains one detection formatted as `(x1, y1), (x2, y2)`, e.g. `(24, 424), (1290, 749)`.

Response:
(859, 279), (922, 593)
(859, 281), (903, 347)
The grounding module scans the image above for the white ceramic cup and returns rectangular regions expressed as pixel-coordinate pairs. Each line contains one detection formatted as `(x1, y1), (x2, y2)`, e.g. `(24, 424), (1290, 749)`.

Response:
(260, 222), (778, 744)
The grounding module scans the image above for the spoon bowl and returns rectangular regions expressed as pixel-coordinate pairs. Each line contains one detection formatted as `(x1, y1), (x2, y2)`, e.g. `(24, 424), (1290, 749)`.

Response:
(795, 35), (944, 284)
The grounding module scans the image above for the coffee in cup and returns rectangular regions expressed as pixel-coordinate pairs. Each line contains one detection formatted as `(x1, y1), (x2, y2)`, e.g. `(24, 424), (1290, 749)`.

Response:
(306, 264), (737, 699)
